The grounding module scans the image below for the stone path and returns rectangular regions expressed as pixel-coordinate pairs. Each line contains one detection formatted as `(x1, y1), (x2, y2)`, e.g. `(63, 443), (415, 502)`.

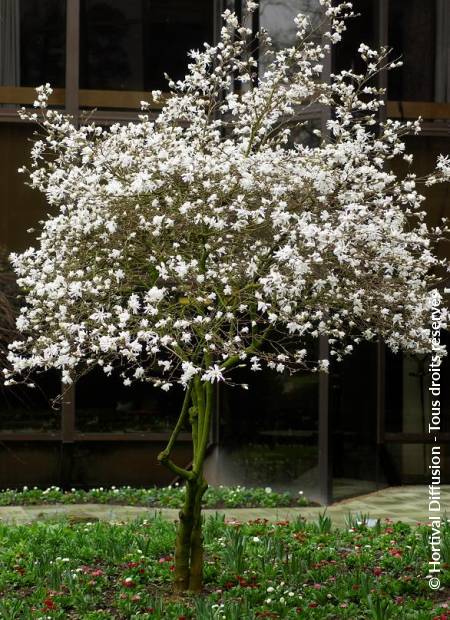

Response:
(0, 485), (448, 527)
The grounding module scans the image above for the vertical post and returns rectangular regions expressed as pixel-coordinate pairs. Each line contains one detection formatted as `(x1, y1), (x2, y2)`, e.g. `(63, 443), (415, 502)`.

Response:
(375, 0), (388, 448)
(317, 11), (333, 507)
(435, 0), (450, 102)
(318, 335), (332, 505)
(61, 384), (76, 443)
(65, 0), (80, 120)
(211, 384), (220, 445)
(376, 342), (386, 447)
(376, 341), (386, 488)
(376, 0), (389, 126)
(251, 0), (259, 75)
(320, 10), (332, 134)
(60, 383), (76, 489)
(60, 0), (80, 487)
(375, 0), (388, 488)
(213, 0), (225, 46)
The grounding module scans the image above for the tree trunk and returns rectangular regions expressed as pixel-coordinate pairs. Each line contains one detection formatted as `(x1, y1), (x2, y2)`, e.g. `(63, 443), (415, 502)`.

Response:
(161, 379), (213, 592)
(188, 477), (208, 591)
(174, 479), (196, 591)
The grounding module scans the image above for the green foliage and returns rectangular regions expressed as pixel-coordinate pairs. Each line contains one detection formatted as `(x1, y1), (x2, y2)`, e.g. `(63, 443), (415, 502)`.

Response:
(0, 484), (311, 509)
(0, 514), (447, 618)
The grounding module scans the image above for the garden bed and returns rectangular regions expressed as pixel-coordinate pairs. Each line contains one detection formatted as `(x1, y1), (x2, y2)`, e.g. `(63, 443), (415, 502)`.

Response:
(0, 514), (448, 618)
(0, 485), (315, 509)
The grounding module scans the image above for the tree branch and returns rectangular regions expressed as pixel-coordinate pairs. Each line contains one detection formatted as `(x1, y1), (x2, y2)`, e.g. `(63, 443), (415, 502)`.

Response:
(157, 452), (195, 481)
(161, 383), (192, 457)
(157, 384), (194, 481)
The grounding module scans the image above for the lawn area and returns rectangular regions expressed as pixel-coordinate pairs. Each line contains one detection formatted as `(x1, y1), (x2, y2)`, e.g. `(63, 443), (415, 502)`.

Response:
(0, 513), (448, 619)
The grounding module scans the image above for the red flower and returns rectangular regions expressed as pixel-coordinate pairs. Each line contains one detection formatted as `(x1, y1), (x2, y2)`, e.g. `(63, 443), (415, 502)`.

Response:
(308, 602), (318, 608)
(91, 569), (103, 577)
(373, 567), (383, 577)
(122, 578), (135, 588)
(43, 598), (57, 610)
(388, 548), (402, 558)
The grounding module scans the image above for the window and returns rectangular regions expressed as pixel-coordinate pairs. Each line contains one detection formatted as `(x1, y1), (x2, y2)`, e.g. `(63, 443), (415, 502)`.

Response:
(0, 0), (66, 89)
(75, 368), (187, 434)
(0, 0), (215, 112)
(80, 0), (214, 94)
(388, 0), (436, 102)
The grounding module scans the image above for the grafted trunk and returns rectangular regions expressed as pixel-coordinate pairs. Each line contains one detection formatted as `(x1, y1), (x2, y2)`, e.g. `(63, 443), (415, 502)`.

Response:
(188, 477), (208, 591)
(174, 479), (196, 590)
(159, 378), (213, 592)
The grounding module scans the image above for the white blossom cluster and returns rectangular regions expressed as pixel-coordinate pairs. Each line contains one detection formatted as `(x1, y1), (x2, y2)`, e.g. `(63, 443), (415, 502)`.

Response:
(5, 0), (450, 389)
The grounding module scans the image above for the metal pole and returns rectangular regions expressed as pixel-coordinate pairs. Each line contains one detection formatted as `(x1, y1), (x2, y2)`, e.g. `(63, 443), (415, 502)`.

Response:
(65, 0), (80, 120)
(60, 0), (80, 487)
(317, 9), (333, 506)
(375, 0), (388, 488)
(318, 335), (331, 505)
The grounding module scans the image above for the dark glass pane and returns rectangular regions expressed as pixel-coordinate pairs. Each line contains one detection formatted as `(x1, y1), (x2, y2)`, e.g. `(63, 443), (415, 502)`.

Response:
(386, 339), (450, 437)
(384, 443), (450, 484)
(439, 330), (450, 435)
(0, 124), (47, 253)
(0, 371), (61, 432)
(75, 368), (186, 433)
(384, 328), (450, 482)
(388, 0), (436, 101)
(79, 0), (214, 92)
(330, 342), (385, 500)
(259, 0), (322, 77)
(217, 368), (319, 498)
(259, 0), (322, 49)
(385, 350), (402, 433)
(333, 0), (375, 75)
(18, 0), (66, 88)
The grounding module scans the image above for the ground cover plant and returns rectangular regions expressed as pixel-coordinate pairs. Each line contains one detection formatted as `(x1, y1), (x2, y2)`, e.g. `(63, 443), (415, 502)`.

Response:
(0, 485), (312, 509)
(0, 514), (449, 619)
(5, 0), (450, 591)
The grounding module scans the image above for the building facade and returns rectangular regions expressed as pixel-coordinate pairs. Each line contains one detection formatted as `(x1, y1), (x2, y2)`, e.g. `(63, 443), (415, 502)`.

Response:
(0, 0), (449, 503)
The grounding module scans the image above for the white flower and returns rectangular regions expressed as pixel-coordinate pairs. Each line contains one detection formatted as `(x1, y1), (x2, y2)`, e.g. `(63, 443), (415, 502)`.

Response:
(7, 0), (448, 410)
(201, 365), (225, 383)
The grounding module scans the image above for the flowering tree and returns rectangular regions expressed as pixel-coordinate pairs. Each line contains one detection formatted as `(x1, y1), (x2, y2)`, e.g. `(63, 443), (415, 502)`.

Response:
(4, 0), (450, 591)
